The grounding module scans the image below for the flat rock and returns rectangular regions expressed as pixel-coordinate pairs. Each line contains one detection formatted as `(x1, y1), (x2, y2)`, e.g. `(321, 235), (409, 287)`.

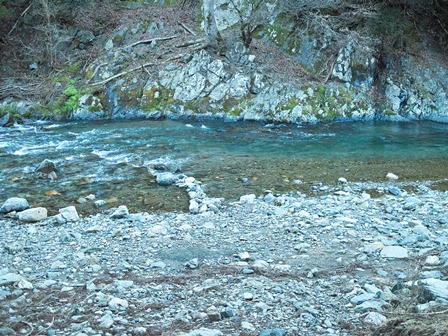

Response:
(419, 278), (448, 301)
(381, 246), (409, 259)
(240, 194), (256, 203)
(364, 312), (387, 325)
(0, 273), (23, 286)
(258, 329), (286, 336)
(1, 197), (29, 214)
(179, 328), (223, 336)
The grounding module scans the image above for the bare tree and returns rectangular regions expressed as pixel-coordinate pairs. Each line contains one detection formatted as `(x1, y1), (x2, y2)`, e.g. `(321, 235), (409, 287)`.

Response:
(228, 0), (274, 48)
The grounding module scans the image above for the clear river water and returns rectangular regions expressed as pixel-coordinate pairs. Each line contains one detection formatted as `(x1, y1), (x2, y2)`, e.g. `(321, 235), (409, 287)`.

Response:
(1, 119), (447, 215)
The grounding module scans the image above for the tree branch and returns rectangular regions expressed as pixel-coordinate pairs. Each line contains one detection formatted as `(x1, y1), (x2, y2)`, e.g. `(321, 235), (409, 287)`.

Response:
(117, 35), (178, 51)
(91, 62), (157, 86)
(178, 22), (196, 36)
(8, 2), (33, 36)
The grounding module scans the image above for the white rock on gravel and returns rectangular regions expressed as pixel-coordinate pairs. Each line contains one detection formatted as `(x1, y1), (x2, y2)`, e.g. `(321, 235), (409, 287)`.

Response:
(240, 194), (256, 203)
(0, 273), (23, 286)
(178, 328), (223, 336)
(110, 205), (129, 219)
(380, 246), (409, 259)
(364, 312), (387, 325)
(108, 297), (129, 310)
(18, 207), (47, 223)
(55, 205), (80, 224)
(419, 278), (448, 300)
(386, 172), (399, 180)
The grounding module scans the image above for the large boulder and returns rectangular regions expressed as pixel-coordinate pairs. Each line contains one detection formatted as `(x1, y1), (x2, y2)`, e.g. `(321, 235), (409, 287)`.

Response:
(1, 197), (29, 214)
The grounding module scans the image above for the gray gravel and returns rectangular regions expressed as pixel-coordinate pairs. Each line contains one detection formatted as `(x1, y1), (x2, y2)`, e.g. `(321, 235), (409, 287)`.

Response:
(1, 180), (448, 335)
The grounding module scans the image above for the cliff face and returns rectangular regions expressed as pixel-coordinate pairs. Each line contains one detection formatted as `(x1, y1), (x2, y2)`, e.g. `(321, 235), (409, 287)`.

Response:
(1, 0), (447, 124)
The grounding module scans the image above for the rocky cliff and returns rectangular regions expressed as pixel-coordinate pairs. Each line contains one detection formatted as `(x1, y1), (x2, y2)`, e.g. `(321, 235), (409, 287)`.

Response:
(1, 0), (447, 124)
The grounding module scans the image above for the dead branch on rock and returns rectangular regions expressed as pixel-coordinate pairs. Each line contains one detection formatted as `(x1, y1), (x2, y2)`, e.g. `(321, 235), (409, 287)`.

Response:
(91, 62), (157, 86)
(117, 35), (178, 51)
(175, 38), (207, 48)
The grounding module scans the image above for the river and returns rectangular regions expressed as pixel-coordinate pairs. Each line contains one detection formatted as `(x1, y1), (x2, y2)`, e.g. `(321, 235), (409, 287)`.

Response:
(1, 119), (447, 215)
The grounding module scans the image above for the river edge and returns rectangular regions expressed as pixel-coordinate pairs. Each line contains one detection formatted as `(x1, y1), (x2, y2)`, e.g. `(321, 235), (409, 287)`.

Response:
(1, 180), (448, 336)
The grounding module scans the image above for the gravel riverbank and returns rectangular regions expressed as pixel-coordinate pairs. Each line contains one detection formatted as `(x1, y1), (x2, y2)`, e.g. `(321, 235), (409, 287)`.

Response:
(1, 180), (448, 336)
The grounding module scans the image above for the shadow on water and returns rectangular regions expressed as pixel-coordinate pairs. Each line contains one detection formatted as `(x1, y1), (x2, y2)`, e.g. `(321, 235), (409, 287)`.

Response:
(1, 119), (448, 215)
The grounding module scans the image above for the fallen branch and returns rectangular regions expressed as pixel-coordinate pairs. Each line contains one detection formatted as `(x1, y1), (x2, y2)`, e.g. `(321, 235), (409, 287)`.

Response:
(175, 38), (207, 48)
(91, 62), (157, 86)
(117, 35), (178, 51)
(178, 22), (196, 36)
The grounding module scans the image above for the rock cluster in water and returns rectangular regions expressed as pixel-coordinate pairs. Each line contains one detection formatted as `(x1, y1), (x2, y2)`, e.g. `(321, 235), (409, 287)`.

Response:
(1, 177), (447, 335)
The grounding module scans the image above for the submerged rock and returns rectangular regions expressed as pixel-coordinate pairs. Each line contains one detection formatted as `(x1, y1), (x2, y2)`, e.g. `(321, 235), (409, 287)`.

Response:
(36, 159), (58, 174)
(156, 172), (179, 186)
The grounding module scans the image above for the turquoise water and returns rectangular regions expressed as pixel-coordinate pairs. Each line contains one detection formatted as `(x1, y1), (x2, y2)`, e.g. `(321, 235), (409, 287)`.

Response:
(1, 119), (447, 214)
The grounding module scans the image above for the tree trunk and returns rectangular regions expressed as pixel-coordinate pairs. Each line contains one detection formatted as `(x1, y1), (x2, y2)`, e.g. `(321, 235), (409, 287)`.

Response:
(202, 0), (221, 49)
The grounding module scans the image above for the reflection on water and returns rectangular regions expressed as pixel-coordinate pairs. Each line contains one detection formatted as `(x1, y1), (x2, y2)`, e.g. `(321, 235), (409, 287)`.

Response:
(1, 119), (448, 215)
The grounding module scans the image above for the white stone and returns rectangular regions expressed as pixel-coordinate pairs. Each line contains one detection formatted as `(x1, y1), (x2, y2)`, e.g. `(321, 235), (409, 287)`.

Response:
(425, 255), (440, 265)
(18, 207), (47, 223)
(240, 194), (256, 203)
(364, 312), (387, 325)
(364, 241), (385, 253)
(111, 205), (129, 219)
(243, 292), (254, 300)
(108, 297), (129, 310)
(59, 206), (80, 222)
(178, 328), (223, 336)
(252, 260), (269, 270)
(0, 273), (23, 286)
(189, 200), (199, 214)
(386, 172), (399, 180)
(419, 279), (448, 300)
(51, 261), (67, 269)
(147, 225), (168, 236)
(381, 246), (409, 259)
(98, 312), (114, 328)
(17, 278), (33, 290)
(239, 251), (250, 261)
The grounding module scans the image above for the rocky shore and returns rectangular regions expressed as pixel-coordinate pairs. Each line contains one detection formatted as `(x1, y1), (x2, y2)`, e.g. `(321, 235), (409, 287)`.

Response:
(1, 178), (448, 336)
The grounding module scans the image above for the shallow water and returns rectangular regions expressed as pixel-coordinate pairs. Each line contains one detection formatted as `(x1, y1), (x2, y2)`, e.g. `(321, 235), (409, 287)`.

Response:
(1, 119), (448, 215)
